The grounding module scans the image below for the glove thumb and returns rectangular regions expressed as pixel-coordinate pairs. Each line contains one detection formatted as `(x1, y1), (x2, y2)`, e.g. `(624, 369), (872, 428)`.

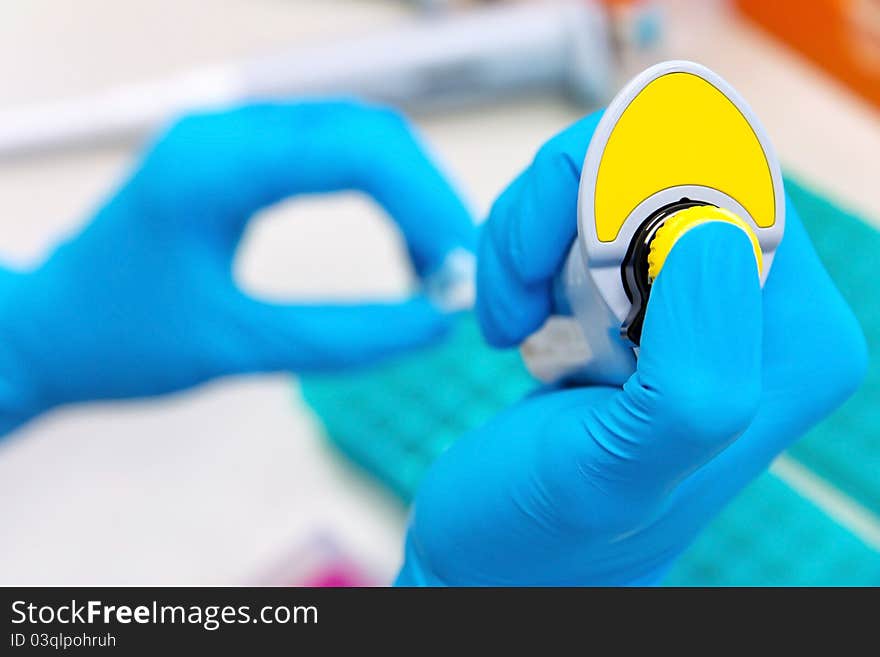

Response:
(549, 221), (763, 530)
(209, 293), (452, 375)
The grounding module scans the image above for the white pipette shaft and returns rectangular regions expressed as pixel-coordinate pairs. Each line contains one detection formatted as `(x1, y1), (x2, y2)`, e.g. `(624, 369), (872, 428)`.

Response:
(0, 2), (611, 157)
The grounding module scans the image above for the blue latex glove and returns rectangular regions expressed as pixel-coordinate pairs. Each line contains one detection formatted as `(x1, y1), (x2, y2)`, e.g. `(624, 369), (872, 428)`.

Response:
(396, 111), (867, 586)
(0, 101), (475, 436)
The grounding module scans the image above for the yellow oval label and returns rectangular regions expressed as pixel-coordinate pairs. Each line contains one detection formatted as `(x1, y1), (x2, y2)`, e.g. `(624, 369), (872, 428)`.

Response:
(594, 72), (776, 243)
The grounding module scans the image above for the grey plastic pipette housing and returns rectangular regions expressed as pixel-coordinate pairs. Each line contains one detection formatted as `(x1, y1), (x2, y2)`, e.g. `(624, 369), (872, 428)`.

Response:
(520, 60), (786, 386)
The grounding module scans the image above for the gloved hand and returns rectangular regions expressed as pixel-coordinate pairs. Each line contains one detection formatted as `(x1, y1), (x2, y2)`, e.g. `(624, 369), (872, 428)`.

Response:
(0, 101), (475, 436)
(396, 111), (867, 586)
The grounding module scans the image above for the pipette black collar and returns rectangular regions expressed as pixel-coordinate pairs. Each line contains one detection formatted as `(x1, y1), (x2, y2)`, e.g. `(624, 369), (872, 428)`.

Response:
(619, 198), (713, 346)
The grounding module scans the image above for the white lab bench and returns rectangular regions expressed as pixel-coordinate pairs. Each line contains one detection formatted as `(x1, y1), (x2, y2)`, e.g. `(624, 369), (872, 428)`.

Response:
(0, 0), (876, 584)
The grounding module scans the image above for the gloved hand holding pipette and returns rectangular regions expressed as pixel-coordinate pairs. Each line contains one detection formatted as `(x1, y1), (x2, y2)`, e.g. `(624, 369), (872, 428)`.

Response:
(0, 101), (475, 437)
(396, 111), (867, 586)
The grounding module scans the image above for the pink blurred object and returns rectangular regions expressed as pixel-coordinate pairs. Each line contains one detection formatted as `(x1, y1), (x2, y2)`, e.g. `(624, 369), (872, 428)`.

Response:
(302, 563), (373, 588)
(250, 533), (379, 587)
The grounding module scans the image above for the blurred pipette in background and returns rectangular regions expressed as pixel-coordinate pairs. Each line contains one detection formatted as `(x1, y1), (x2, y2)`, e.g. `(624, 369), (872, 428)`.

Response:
(0, 1), (612, 158)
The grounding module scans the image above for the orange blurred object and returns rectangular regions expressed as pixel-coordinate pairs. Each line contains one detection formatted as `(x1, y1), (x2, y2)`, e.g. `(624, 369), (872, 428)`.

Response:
(735, 0), (880, 109)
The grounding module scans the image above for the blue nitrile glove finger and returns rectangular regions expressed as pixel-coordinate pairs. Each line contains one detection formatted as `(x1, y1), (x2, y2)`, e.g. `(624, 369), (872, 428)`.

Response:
(0, 101), (476, 435)
(129, 101), (475, 276)
(476, 111), (601, 346)
(399, 112), (866, 586)
(398, 222), (763, 585)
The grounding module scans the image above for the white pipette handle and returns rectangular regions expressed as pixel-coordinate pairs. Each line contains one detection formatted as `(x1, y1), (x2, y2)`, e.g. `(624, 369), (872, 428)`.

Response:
(0, 2), (612, 158)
